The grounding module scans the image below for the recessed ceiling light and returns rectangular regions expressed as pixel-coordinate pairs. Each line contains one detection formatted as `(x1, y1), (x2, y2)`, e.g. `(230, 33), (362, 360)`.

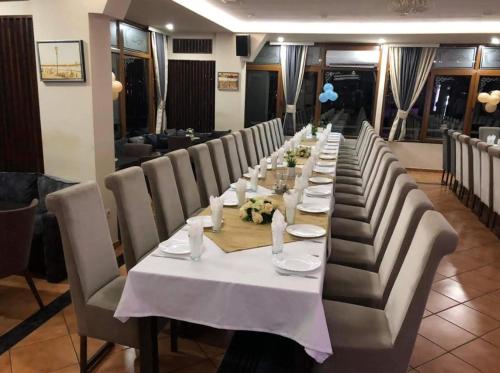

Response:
(166, 23), (174, 31)
(277, 36), (284, 43)
(378, 38), (386, 44)
(492, 37), (500, 45)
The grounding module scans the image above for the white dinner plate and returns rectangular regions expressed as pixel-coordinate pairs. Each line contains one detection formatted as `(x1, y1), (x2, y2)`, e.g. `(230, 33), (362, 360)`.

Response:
(159, 239), (190, 255)
(223, 197), (239, 207)
(297, 203), (329, 214)
(321, 150), (337, 155)
(272, 254), (321, 273)
(319, 154), (336, 160)
(186, 215), (213, 228)
(316, 160), (335, 167)
(309, 176), (333, 184)
(305, 185), (331, 197)
(243, 172), (264, 179)
(230, 182), (252, 190)
(286, 224), (326, 238)
(313, 166), (335, 174)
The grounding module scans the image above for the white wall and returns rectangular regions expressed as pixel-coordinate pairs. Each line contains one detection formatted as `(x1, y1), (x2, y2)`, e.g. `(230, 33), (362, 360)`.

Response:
(388, 142), (442, 170)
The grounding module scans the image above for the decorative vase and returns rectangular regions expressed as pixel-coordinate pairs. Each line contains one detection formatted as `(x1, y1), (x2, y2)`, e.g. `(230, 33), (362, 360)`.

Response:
(287, 167), (296, 178)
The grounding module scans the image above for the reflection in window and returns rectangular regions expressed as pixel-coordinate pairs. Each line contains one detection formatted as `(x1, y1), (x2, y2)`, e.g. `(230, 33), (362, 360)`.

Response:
(121, 23), (149, 53)
(124, 57), (149, 136)
(253, 45), (281, 65)
(433, 47), (476, 69)
(426, 75), (471, 139)
(481, 47), (500, 69)
(471, 76), (500, 137)
(296, 72), (317, 127)
(112, 53), (121, 140)
(321, 69), (375, 137)
(245, 70), (278, 127)
(382, 80), (426, 141)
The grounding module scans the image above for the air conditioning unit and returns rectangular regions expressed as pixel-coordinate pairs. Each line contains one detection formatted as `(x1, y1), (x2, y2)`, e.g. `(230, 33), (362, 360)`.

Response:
(325, 49), (379, 68)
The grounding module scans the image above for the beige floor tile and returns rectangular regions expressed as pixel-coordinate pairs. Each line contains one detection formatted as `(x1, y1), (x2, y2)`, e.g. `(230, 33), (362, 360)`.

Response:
(0, 353), (11, 373)
(68, 333), (128, 361)
(0, 316), (22, 336)
(450, 271), (500, 293)
(93, 349), (138, 373)
(418, 315), (475, 351)
(474, 264), (500, 282)
(436, 253), (490, 277)
(10, 335), (78, 373)
(409, 336), (446, 368)
(174, 359), (217, 373)
(465, 292), (500, 321)
(50, 365), (80, 373)
(452, 339), (500, 373)
(13, 313), (68, 348)
(425, 290), (459, 314)
(62, 305), (77, 334)
(481, 327), (500, 349)
(432, 278), (484, 303)
(438, 304), (500, 336)
(416, 353), (480, 373)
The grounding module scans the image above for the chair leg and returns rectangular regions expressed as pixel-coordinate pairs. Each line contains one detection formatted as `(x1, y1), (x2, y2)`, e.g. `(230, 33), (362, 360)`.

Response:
(24, 272), (44, 309)
(80, 336), (88, 373)
(441, 170), (446, 185)
(170, 319), (179, 352)
(80, 335), (114, 373)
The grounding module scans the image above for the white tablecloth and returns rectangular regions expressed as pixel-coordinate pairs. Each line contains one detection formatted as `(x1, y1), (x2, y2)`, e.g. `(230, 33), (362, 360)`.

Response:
(115, 135), (340, 363)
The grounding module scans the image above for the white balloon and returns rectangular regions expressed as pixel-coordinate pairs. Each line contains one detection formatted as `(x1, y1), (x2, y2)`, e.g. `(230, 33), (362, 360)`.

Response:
(478, 92), (490, 103)
(112, 80), (123, 93)
(111, 72), (116, 81)
(112, 91), (120, 101)
(485, 103), (498, 113)
(491, 90), (500, 98)
(488, 95), (500, 105)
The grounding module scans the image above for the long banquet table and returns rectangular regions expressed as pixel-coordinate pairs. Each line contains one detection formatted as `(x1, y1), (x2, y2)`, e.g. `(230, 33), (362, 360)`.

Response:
(114, 132), (341, 372)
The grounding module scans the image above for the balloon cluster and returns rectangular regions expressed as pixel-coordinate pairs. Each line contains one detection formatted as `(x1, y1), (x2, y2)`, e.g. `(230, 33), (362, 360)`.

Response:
(112, 72), (123, 101)
(319, 83), (338, 103)
(477, 90), (500, 113)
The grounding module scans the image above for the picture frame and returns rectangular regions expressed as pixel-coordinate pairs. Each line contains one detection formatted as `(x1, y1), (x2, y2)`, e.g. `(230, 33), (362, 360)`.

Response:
(37, 40), (86, 82)
(218, 72), (239, 91)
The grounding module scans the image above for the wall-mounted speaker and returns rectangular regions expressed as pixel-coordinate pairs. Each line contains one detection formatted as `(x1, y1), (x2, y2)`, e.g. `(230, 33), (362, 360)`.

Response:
(236, 34), (250, 57)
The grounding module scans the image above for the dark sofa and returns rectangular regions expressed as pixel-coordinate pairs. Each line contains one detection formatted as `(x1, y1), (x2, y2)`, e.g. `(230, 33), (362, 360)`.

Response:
(0, 172), (77, 282)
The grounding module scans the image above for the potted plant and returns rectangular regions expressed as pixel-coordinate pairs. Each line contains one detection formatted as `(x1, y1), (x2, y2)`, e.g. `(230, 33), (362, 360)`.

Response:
(286, 150), (297, 178)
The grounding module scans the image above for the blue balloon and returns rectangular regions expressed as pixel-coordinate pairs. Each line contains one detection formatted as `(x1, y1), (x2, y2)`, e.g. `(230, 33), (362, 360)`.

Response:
(323, 83), (334, 92)
(330, 91), (339, 101)
(319, 93), (328, 103)
(326, 90), (335, 100)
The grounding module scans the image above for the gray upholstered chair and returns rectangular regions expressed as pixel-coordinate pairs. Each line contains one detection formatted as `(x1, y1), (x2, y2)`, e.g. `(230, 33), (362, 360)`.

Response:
(105, 167), (159, 270)
(458, 134), (473, 206)
(188, 144), (220, 208)
(207, 139), (231, 193)
(470, 138), (482, 210)
(448, 130), (457, 189)
(221, 135), (242, 182)
(270, 119), (281, 148)
(250, 126), (264, 161)
(257, 124), (270, 157)
(46, 182), (164, 372)
(241, 128), (258, 167)
(142, 157), (185, 241)
(314, 211), (458, 373)
(233, 131), (249, 174)
(451, 131), (462, 195)
(0, 199), (44, 309)
(263, 122), (276, 153)
(324, 189), (434, 308)
(167, 149), (202, 218)
(276, 118), (285, 143)
(479, 142), (493, 222)
(331, 173), (418, 247)
(442, 128), (451, 185)
(488, 146), (500, 228)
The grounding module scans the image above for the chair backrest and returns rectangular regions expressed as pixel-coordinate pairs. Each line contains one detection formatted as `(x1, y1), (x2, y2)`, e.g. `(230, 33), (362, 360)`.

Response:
(241, 128), (258, 167)
(105, 167), (159, 270)
(264, 122), (276, 153)
(479, 126), (500, 142)
(358, 139), (386, 188)
(188, 144), (220, 207)
(449, 130), (456, 176)
(0, 199), (38, 277)
(488, 146), (500, 214)
(458, 134), (472, 190)
(221, 135), (242, 182)
(167, 149), (202, 218)
(354, 122), (370, 154)
(271, 119), (281, 148)
(452, 132), (462, 182)
(46, 182), (120, 333)
(363, 149), (397, 216)
(250, 126), (264, 160)
(479, 142), (493, 206)
(276, 118), (285, 143)
(142, 156), (185, 241)
(385, 211), (457, 371)
(257, 124), (270, 157)
(470, 138), (481, 198)
(442, 129), (450, 172)
(233, 131), (249, 173)
(371, 173), (418, 266)
(378, 189), (434, 305)
(207, 139), (231, 193)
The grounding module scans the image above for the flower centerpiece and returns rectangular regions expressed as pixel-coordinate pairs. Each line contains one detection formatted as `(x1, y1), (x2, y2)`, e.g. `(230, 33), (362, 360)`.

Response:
(186, 128), (194, 138)
(286, 150), (297, 178)
(296, 146), (311, 159)
(239, 197), (277, 224)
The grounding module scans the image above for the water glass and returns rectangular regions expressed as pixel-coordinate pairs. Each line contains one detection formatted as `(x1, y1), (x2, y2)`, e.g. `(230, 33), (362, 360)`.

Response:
(286, 207), (296, 225)
(189, 234), (203, 261)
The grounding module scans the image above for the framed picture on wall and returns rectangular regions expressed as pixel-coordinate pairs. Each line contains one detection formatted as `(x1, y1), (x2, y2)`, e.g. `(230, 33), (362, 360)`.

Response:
(37, 40), (86, 82)
(218, 72), (239, 91)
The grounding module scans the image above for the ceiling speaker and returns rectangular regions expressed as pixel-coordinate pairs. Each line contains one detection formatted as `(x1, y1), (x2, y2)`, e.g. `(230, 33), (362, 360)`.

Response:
(236, 35), (250, 57)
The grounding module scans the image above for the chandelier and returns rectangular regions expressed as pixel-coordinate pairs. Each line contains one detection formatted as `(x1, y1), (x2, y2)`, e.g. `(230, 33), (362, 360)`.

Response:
(388, 0), (432, 16)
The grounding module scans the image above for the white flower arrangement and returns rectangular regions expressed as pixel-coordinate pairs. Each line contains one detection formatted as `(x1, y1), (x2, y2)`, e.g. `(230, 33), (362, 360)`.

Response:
(239, 197), (277, 224)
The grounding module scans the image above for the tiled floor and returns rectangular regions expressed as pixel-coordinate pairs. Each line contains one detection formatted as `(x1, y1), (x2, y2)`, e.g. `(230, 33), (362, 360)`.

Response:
(0, 170), (499, 372)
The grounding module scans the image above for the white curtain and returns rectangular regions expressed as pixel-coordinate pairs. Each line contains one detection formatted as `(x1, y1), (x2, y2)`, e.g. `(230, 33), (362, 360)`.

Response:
(152, 32), (168, 134)
(280, 45), (308, 135)
(388, 46), (437, 141)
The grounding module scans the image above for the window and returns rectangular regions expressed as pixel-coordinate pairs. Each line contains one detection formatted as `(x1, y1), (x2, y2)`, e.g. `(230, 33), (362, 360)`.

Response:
(425, 75), (471, 139)
(296, 71), (317, 127)
(481, 47), (500, 69)
(322, 69), (375, 137)
(471, 76), (500, 137)
(253, 45), (281, 65)
(124, 57), (149, 136)
(245, 70), (279, 127)
(433, 47), (476, 68)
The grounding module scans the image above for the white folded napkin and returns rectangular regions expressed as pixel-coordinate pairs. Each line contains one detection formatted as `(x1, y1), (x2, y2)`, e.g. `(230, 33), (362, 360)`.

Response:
(249, 167), (259, 192)
(487, 135), (497, 145)
(259, 158), (268, 178)
(283, 191), (299, 224)
(235, 178), (247, 206)
(209, 195), (224, 232)
(277, 148), (285, 164)
(271, 210), (286, 255)
(270, 152), (278, 169)
(188, 219), (204, 260)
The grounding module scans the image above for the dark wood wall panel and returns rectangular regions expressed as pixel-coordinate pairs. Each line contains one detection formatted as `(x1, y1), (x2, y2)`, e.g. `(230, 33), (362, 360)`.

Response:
(173, 39), (212, 54)
(0, 16), (43, 172)
(167, 60), (215, 132)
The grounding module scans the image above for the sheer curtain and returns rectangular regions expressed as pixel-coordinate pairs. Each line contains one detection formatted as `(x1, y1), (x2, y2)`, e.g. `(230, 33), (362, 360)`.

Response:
(280, 45), (308, 135)
(388, 46), (437, 141)
(151, 32), (168, 134)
